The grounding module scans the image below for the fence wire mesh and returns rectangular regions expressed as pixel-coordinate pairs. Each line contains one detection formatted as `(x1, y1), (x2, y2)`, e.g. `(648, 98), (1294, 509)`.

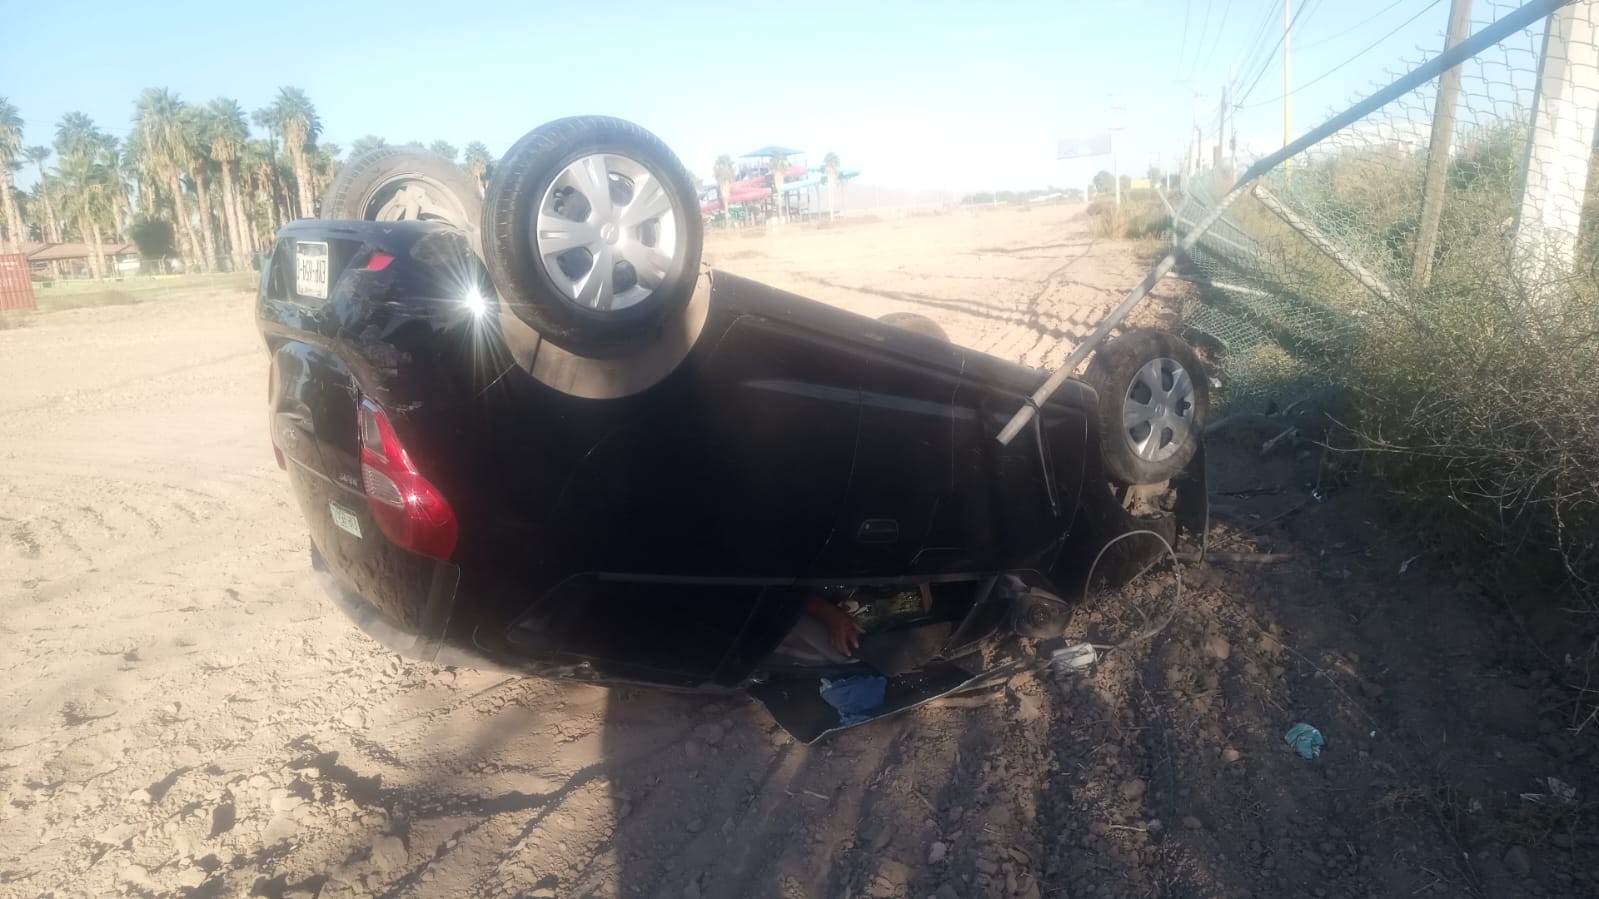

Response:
(1171, 0), (1599, 583)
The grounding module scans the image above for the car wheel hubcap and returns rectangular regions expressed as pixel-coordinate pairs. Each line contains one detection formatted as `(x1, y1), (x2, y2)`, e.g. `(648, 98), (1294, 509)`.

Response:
(370, 176), (472, 231)
(1122, 357), (1194, 463)
(533, 153), (681, 312)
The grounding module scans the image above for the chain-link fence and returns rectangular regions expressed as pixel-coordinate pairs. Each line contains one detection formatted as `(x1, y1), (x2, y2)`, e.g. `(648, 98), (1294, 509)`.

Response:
(1176, 0), (1597, 407)
(1170, 0), (1599, 584)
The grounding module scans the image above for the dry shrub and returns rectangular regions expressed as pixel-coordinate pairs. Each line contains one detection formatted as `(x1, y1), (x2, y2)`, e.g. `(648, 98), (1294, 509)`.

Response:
(1087, 195), (1170, 241)
(1345, 257), (1599, 595)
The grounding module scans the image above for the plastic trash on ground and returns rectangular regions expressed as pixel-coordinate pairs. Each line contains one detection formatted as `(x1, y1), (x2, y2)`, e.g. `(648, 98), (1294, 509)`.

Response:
(1519, 776), (1577, 804)
(1049, 642), (1099, 678)
(1284, 722), (1325, 759)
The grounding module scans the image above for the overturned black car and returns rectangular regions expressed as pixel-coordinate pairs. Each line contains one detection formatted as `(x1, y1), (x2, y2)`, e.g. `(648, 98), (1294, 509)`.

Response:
(257, 117), (1209, 740)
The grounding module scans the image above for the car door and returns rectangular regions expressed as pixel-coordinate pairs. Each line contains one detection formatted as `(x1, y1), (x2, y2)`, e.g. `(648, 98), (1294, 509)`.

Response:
(548, 311), (865, 579)
(807, 322), (986, 578)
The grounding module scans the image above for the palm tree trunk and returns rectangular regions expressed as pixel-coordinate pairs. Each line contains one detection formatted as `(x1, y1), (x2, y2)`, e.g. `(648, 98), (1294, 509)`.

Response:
(237, 189), (254, 256)
(34, 166), (62, 242)
(167, 172), (202, 273)
(45, 196), (61, 242)
(291, 148), (313, 219)
(114, 186), (132, 238)
(192, 167), (219, 273)
(219, 160), (248, 271)
(0, 167), (23, 254)
(80, 215), (104, 278)
(89, 219), (106, 279)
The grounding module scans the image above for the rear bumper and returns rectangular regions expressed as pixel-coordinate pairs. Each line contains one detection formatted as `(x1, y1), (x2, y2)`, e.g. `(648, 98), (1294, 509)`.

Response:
(309, 545), (514, 671)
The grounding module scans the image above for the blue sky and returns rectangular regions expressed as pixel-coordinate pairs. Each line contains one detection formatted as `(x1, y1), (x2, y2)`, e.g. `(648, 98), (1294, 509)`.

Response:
(3, 0), (1461, 192)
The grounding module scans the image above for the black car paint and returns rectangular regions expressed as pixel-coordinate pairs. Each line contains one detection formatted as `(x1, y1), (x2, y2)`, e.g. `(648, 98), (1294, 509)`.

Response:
(259, 219), (1187, 690)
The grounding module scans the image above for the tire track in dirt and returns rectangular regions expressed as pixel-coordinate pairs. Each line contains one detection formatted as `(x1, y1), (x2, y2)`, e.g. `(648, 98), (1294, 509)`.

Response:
(0, 349), (259, 417)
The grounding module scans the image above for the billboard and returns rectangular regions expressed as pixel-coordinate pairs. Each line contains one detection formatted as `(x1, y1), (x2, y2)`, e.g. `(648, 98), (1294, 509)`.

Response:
(1056, 134), (1112, 160)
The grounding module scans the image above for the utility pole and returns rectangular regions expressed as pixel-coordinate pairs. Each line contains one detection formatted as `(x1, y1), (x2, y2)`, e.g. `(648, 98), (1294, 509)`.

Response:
(1217, 84), (1230, 175)
(1110, 99), (1126, 208)
(1411, 0), (1474, 291)
(1284, 0), (1294, 181)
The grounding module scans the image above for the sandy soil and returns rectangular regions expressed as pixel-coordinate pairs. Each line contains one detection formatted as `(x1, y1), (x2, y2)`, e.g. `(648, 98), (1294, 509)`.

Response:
(1, 204), (1594, 899)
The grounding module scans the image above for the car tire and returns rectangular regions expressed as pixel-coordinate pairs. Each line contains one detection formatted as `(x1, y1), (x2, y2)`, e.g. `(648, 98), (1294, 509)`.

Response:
(481, 117), (703, 358)
(1083, 328), (1209, 486)
(877, 312), (950, 342)
(320, 147), (482, 254)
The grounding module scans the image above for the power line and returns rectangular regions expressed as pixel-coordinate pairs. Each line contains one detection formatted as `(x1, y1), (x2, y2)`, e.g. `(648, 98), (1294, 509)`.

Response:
(1232, 0), (1292, 92)
(1297, 0), (1412, 52)
(1191, 0), (1216, 78)
(1240, 0), (1445, 108)
(1191, 0), (1236, 80)
(1236, 0), (1321, 105)
(1178, 0), (1194, 71)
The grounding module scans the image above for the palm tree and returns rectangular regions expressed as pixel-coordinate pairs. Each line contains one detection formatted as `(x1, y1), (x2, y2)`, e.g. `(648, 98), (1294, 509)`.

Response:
(266, 87), (320, 219)
(309, 142), (340, 207)
(103, 141), (134, 238)
(135, 88), (202, 271)
(713, 154), (736, 224)
(121, 135), (155, 220)
(349, 135), (387, 157)
(240, 138), (279, 249)
(462, 141), (492, 194)
(823, 152), (841, 222)
(53, 113), (116, 278)
(769, 152), (789, 221)
(179, 105), (219, 271)
(22, 146), (59, 242)
(206, 98), (251, 270)
(428, 141), (458, 163)
(0, 98), (25, 253)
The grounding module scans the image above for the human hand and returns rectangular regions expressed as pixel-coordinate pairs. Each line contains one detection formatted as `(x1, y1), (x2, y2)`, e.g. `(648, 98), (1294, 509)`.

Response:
(806, 595), (865, 657)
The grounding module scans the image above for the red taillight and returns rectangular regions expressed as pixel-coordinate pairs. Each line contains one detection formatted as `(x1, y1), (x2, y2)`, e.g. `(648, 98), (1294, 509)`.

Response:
(358, 398), (458, 560)
(365, 252), (395, 271)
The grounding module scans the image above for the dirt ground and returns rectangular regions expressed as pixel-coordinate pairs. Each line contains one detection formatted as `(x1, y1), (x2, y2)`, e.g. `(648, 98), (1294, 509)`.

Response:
(1, 204), (1594, 899)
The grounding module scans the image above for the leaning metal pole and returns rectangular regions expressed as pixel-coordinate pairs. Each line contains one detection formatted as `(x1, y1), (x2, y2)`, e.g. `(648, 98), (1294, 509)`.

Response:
(995, 0), (1576, 446)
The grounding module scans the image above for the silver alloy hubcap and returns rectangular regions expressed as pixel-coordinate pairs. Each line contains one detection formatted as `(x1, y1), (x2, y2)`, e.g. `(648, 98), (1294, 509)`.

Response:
(371, 176), (472, 230)
(533, 154), (680, 312)
(1122, 357), (1195, 462)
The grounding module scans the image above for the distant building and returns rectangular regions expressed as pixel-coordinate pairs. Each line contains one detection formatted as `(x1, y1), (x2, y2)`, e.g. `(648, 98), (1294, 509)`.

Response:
(19, 241), (142, 278)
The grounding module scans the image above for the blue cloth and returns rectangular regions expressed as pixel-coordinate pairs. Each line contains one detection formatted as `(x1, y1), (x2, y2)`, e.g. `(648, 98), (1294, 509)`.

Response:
(819, 674), (888, 726)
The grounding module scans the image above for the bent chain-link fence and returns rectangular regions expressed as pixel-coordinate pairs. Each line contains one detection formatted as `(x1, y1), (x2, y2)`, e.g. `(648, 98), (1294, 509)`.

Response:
(1173, 0), (1598, 413)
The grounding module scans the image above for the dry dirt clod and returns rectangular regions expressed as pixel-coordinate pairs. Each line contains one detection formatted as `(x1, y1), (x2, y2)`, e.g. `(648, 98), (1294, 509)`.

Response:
(1182, 816), (1203, 831)
(1221, 748), (1242, 764)
(1203, 635), (1232, 660)
(875, 859), (912, 888)
(368, 834), (406, 872)
(928, 841), (948, 864)
(1504, 845), (1532, 877)
(1120, 778), (1147, 802)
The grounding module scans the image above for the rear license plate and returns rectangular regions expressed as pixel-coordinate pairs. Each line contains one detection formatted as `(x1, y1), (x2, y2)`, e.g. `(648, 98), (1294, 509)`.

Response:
(329, 502), (362, 539)
(295, 241), (330, 300)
